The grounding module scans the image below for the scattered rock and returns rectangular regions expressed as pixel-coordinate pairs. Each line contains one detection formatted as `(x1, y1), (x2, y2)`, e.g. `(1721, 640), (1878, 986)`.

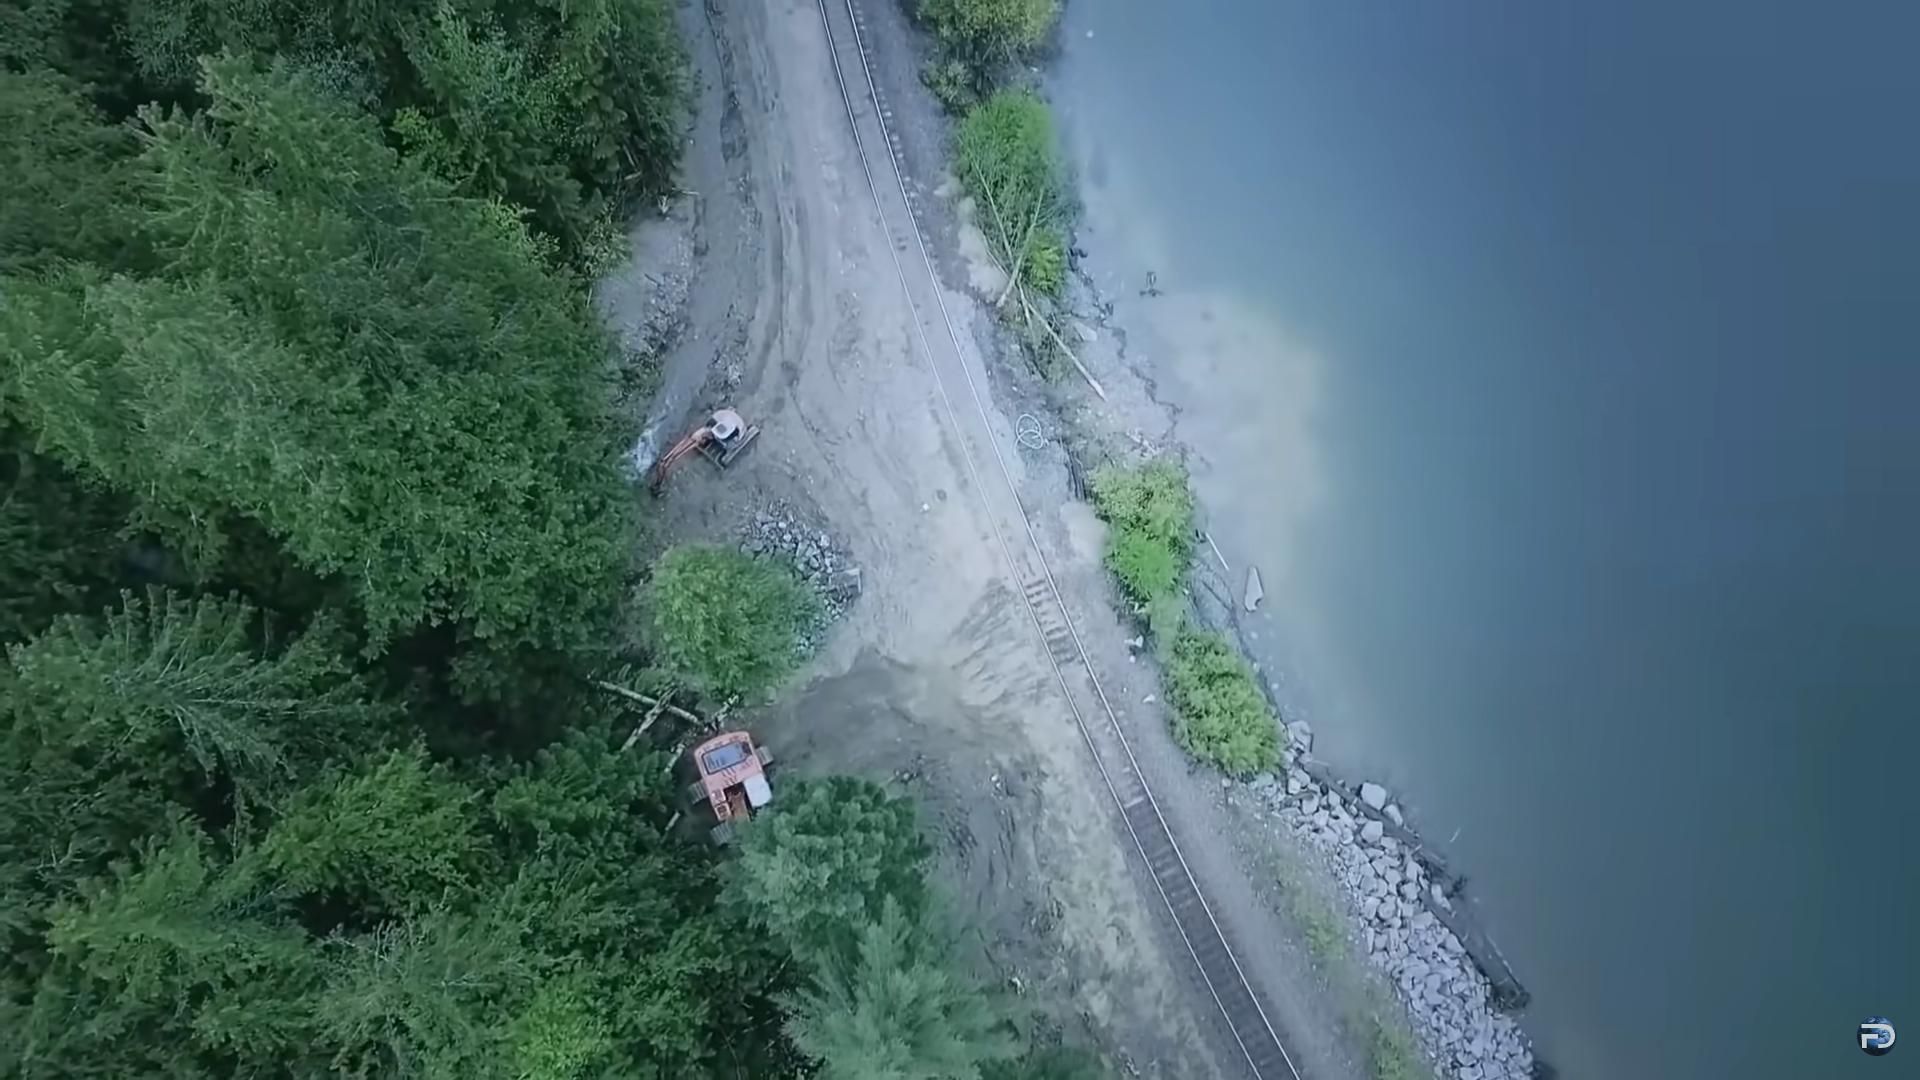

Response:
(1285, 720), (1314, 753)
(741, 502), (859, 622)
(827, 566), (863, 599)
(1243, 565), (1264, 612)
(1237, 732), (1535, 1078)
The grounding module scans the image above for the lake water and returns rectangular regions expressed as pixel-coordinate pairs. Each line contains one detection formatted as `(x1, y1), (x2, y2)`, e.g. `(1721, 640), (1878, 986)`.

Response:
(1049, 3), (1919, 1076)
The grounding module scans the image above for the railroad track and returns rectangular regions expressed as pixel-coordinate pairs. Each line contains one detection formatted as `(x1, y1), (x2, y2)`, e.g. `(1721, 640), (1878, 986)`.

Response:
(809, 0), (1303, 1076)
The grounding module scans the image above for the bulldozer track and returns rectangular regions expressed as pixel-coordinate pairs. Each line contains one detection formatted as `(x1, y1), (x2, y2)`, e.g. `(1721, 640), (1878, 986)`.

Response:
(810, 1), (1303, 1077)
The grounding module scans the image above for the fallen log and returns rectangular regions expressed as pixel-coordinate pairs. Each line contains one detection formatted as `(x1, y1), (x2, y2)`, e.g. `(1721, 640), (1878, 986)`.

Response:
(591, 679), (708, 754)
(1425, 889), (1531, 1011)
(1294, 755), (1530, 1010)
(967, 162), (1107, 402)
(1015, 284), (1107, 401)
(618, 693), (673, 753)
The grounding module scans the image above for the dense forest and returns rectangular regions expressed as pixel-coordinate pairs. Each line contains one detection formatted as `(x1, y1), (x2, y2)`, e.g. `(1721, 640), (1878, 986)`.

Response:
(1, 2), (1082, 1075)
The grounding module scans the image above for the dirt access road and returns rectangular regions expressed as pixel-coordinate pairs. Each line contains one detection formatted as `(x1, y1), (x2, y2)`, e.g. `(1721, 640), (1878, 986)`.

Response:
(601, 1), (1383, 1076)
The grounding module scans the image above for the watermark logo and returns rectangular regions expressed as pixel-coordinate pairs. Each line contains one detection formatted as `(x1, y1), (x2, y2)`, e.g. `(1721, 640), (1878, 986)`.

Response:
(1858, 1017), (1896, 1057)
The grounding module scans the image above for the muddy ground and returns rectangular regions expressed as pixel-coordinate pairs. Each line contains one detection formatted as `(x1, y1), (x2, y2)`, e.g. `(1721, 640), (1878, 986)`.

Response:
(596, 0), (1407, 1076)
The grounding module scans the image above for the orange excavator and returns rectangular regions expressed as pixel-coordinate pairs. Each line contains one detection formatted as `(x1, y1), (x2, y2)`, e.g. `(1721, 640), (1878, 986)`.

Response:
(681, 730), (774, 845)
(649, 408), (761, 490)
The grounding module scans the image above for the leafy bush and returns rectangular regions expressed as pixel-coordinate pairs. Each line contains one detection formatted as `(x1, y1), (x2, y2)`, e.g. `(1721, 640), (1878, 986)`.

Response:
(955, 91), (1068, 297)
(920, 0), (1059, 85)
(645, 545), (822, 699)
(1164, 627), (1281, 776)
(1088, 459), (1194, 606)
(922, 56), (981, 112)
(1025, 225), (1068, 294)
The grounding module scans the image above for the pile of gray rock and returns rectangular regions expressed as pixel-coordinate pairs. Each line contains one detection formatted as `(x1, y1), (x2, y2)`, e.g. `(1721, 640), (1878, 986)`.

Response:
(740, 504), (862, 623)
(1244, 726), (1536, 1080)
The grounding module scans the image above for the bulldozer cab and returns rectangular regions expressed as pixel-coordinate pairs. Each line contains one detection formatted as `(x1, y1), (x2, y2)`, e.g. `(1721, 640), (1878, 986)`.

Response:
(683, 730), (772, 842)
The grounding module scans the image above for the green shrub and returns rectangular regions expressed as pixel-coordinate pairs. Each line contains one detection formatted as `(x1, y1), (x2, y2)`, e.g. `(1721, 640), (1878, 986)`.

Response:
(645, 545), (822, 699)
(1088, 459), (1194, 606)
(921, 57), (981, 112)
(920, 0), (1059, 74)
(1105, 530), (1181, 607)
(955, 91), (1067, 297)
(1025, 226), (1068, 294)
(1164, 627), (1281, 776)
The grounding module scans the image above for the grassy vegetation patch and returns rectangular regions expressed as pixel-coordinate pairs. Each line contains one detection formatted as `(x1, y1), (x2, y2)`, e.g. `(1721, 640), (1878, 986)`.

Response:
(954, 90), (1068, 299)
(1165, 626), (1282, 776)
(645, 544), (823, 700)
(1087, 458), (1194, 605)
(919, 0), (1060, 108)
(1367, 1008), (1426, 1080)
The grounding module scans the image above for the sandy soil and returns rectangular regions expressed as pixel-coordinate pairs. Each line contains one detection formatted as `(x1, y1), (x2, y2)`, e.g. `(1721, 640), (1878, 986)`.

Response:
(595, 0), (1400, 1076)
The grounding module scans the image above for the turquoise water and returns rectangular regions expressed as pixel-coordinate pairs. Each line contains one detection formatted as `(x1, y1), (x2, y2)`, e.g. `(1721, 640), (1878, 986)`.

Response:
(1050, 3), (1919, 1076)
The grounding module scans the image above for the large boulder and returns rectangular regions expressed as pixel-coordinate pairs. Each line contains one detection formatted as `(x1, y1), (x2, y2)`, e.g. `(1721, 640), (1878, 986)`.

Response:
(1359, 781), (1389, 811)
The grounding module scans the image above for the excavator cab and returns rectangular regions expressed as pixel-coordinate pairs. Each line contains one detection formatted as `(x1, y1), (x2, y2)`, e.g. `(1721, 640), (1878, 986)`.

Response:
(682, 730), (773, 845)
(649, 408), (761, 490)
